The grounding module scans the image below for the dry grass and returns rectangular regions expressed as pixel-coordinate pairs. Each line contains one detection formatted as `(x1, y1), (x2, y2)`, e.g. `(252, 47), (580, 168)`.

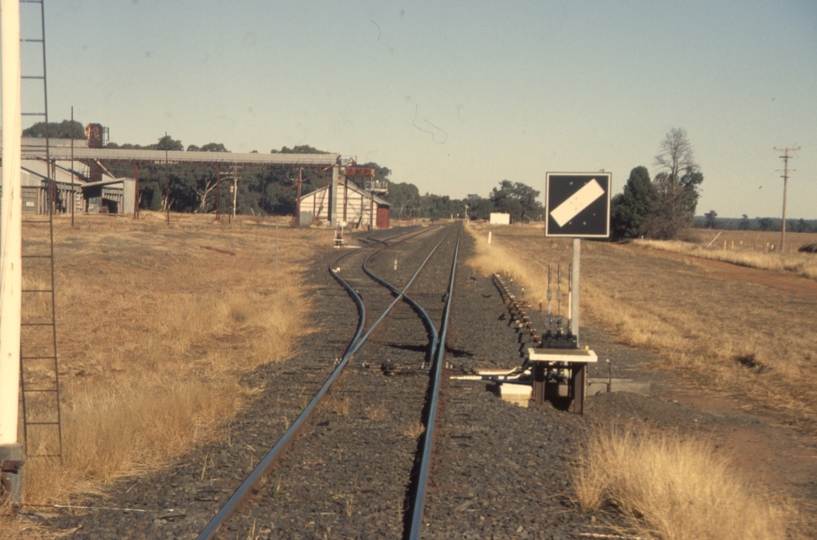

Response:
(364, 406), (388, 422)
(465, 224), (817, 429)
(572, 427), (787, 540)
(687, 228), (817, 254)
(465, 223), (815, 537)
(403, 422), (426, 439)
(635, 238), (817, 280)
(0, 511), (48, 540)
(10, 213), (329, 514)
(323, 396), (351, 417)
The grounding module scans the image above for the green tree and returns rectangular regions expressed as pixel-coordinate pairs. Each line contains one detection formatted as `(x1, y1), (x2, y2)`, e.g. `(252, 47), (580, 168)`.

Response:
(464, 193), (495, 220)
(272, 144), (329, 154)
(704, 210), (718, 229)
(489, 180), (543, 222)
(791, 218), (811, 233)
(385, 182), (421, 219)
(611, 166), (656, 239)
(648, 128), (703, 239)
(198, 142), (229, 152)
(23, 119), (85, 139)
(757, 217), (774, 231)
(738, 214), (750, 230)
(156, 134), (183, 151)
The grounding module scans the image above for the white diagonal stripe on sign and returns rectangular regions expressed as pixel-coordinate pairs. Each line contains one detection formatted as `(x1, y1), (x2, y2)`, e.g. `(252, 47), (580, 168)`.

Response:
(551, 179), (604, 227)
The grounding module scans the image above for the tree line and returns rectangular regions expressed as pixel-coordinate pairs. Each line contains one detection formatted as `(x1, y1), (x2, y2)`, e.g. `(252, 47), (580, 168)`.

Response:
(39, 122), (773, 238)
(697, 213), (815, 233)
(23, 121), (545, 221)
(387, 178), (543, 222)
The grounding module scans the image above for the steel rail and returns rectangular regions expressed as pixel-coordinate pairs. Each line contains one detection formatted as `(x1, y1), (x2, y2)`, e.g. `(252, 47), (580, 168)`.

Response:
(362, 248), (441, 362)
(197, 225), (451, 540)
(359, 224), (439, 248)
(343, 226), (451, 358)
(408, 223), (462, 539)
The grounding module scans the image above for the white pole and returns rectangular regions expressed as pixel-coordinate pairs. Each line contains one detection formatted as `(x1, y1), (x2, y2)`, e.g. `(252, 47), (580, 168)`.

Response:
(232, 164), (237, 221)
(571, 238), (581, 345)
(330, 165), (339, 227)
(1, 0), (26, 501)
(1, 0), (23, 448)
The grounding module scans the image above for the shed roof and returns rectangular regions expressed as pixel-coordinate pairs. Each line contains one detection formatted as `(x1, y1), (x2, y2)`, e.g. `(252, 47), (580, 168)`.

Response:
(11, 138), (340, 167)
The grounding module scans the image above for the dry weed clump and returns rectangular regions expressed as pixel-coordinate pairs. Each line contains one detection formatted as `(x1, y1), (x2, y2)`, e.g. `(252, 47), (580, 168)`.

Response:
(403, 422), (426, 439)
(25, 376), (242, 496)
(19, 215), (325, 507)
(364, 406), (388, 421)
(635, 238), (817, 280)
(323, 396), (351, 417)
(572, 427), (788, 540)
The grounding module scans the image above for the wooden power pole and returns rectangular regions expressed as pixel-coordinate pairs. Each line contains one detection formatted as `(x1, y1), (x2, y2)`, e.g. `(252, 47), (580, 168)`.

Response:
(774, 146), (800, 252)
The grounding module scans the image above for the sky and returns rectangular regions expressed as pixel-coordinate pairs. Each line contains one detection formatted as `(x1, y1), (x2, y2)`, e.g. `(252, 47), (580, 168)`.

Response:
(13, 0), (817, 218)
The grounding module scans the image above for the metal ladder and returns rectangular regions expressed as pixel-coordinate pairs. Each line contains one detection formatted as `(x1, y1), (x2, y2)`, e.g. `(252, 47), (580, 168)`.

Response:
(19, 0), (62, 460)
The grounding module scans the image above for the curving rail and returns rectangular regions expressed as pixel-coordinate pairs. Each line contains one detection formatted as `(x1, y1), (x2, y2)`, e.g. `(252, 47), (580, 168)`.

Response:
(197, 225), (453, 539)
(408, 224), (461, 539)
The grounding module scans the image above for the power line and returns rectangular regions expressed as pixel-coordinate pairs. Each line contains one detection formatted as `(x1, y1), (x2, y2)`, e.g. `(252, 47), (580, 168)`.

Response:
(774, 146), (800, 251)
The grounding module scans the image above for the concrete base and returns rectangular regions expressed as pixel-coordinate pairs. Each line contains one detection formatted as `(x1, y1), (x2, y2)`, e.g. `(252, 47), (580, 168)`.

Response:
(0, 443), (24, 508)
(587, 377), (650, 396)
(499, 383), (532, 408)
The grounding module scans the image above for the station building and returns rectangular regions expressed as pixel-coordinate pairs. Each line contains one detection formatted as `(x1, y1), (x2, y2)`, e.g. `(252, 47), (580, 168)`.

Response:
(299, 166), (390, 229)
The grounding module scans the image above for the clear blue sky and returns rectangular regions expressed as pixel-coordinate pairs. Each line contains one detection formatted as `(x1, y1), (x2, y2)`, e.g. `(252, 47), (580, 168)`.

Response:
(18, 0), (817, 218)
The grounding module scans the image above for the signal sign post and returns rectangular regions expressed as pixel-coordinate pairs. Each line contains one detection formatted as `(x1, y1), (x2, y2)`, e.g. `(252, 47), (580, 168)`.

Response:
(528, 172), (610, 413)
(545, 172), (611, 345)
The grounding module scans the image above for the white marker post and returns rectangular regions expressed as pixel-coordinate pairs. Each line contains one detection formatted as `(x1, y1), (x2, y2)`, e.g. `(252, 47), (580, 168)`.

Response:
(571, 239), (580, 344)
(0, 0), (25, 504)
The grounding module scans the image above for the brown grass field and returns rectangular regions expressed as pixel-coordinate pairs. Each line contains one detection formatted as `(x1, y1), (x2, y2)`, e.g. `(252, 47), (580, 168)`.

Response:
(3, 212), (328, 538)
(635, 229), (817, 281)
(686, 228), (817, 254)
(466, 223), (817, 538)
(467, 223), (817, 430)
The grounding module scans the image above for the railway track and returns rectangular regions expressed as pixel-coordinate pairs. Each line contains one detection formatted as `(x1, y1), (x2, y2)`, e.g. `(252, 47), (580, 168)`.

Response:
(47, 223), (602, 539)
(198, 223), (462, 538)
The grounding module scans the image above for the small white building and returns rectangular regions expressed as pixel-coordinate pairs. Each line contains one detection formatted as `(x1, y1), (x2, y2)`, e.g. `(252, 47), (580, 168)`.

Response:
(490, 212), (511, 225)
(299, 179), (390, 229)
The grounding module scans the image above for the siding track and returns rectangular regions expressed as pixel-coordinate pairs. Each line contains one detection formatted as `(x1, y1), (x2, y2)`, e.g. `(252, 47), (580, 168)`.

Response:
(198, 224), (462, 538)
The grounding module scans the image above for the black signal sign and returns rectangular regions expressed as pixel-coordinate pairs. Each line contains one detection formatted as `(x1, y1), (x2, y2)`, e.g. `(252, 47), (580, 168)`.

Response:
(545, 172), (611, 238)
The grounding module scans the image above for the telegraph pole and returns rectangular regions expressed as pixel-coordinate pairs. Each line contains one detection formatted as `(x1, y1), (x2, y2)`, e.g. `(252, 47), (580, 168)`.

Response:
(774, 146), (800, 252)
